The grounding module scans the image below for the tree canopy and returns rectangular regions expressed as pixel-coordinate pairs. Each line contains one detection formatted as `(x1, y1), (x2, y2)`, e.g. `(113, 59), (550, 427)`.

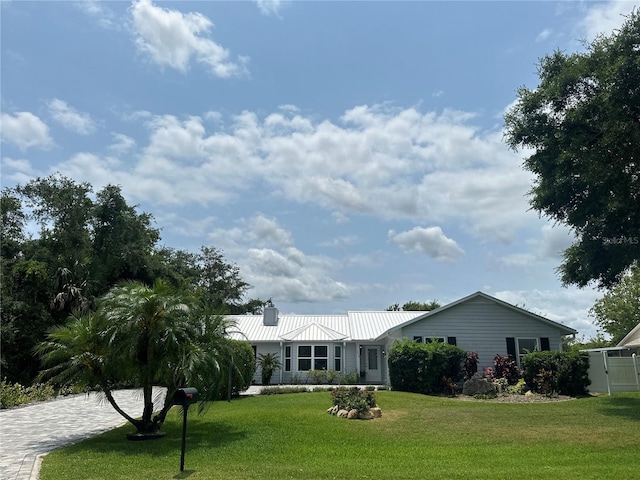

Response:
(1, 174), (263, 385)
(590, 263), (640, 345)
(504, 10), (640, 288)
(386, 300), (441, 311)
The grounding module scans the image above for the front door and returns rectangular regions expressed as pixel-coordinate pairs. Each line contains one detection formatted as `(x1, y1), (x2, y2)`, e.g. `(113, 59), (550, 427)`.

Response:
(365, 346), (382, 383)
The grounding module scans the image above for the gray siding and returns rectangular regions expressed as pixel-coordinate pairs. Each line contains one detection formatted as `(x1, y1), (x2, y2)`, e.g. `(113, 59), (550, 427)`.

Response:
(399, 297), (567, 370)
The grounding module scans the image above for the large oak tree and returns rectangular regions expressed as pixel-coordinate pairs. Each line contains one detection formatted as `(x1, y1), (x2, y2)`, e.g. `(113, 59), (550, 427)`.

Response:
(504, 10), (640, 288)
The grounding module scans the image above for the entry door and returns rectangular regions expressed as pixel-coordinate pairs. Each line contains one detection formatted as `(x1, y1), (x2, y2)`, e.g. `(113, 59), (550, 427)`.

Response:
(365, 346), (382, 383)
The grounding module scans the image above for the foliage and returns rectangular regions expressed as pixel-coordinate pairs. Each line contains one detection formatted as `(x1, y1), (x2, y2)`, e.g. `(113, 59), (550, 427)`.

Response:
(36, 280), (235, 435)
(464, 351), (479, 380)
(521, 351), (590, 396)
(590, 264), (640, 344)
(565, 333), (613, 352)
(307, 369), (339, 385)
(1, 176), (261, 386)
(257, 353), (282, 385)
(492, 354), (521, 385)
(331, 386), (377, 413)
(388, 339), (465, 394)
(259, 386), (309, 395)
(216, 340), (256, 399)
(506, 378), (528, 395)
(338, 369), (359, 385)
(386, 300), (441, 311)
(504, 10), (640, 288)
(0, 379), (56, 409)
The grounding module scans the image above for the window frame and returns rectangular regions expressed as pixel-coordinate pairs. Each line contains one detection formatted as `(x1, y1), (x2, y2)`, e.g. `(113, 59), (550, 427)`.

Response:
(516, 338), (539, 365)
(297, 344), (329, 371)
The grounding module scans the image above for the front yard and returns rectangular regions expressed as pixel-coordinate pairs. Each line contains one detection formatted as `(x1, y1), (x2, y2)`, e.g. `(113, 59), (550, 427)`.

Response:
(39, 391), (640, 479)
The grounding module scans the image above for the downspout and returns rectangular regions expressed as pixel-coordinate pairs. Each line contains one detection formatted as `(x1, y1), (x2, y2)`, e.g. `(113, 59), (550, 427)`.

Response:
(633, 353), (639, 392)
(279, 342), (284, 384)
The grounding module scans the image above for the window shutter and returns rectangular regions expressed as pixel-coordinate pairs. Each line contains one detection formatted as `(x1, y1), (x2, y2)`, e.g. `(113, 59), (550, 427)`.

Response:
(540, 337), (550, 351)
(506, 337), (516, 358)
(447, 337), (457, 346)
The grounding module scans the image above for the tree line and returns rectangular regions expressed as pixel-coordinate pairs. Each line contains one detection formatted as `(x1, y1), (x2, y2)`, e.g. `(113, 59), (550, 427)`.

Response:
(1, 174), (265, 385)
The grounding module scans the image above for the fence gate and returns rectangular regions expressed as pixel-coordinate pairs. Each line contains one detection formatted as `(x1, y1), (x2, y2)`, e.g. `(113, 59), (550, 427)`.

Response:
(587, 352), (640, 394)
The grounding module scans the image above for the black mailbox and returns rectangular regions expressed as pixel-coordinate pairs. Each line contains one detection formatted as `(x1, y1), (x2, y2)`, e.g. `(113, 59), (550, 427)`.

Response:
(173, 387), (198, 406)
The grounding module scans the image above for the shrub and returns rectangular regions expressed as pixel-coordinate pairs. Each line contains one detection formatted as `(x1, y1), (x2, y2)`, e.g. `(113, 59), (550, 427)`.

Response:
(257, 352), (282, 386)
(1, 379), (56, 408)
(493, 354), (521, 385)
(331, 387), (376, 413)
(388, 339), (466, 394)
(521, 351), (590, 396)
(217, 340), (257, 398)
(464, 351), (479, 380)
(339, 370), (359, 385)
(506, 378), (528, 395)
(307, 369), (339, 385)
(260, 386), (309, 395)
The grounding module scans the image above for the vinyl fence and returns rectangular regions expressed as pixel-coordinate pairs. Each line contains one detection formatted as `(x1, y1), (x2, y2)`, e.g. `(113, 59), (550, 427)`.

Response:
(587, 351), (640, 394)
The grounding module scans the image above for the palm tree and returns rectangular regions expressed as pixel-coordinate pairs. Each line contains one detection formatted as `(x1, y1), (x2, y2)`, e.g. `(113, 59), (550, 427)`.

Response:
(37, 280), (235, 437)
(258, 353), (282, 385)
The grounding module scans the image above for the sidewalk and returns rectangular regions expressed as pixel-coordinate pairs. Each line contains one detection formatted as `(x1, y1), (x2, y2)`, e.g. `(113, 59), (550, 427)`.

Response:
(0, 389), (154, 480)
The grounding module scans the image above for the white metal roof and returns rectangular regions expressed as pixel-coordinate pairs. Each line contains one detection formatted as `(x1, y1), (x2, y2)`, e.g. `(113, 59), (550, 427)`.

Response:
(618, 323), (640, 347)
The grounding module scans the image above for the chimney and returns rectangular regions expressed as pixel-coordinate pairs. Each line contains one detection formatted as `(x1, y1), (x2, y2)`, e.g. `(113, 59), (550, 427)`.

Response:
(263, 306), (279, 326)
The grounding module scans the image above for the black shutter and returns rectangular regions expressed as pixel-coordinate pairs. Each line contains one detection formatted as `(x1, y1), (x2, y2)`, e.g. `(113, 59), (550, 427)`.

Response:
(506, 337), (516, 358)
(540, 337), (550, 351)
(447, 337), (457, 346)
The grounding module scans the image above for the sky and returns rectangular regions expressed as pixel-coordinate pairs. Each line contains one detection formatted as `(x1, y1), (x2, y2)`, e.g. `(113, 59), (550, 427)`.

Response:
(1, 0), (638, 339)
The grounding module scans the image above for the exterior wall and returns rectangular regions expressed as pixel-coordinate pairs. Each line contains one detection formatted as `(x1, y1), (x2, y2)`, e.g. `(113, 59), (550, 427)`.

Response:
(398, 297), (568, 370)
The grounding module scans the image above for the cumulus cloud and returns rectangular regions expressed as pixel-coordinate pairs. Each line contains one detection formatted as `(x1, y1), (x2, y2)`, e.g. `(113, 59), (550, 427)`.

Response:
(577, 0), (636, 41)
(130, 0), (248, 77)
(501, 224), (575, 267)
(108, 133), (136, 153)
(493, 287), (601, 337)
(0, 112), (53, 150)
(388, 226), (464, 262)
(207, 216), (349, 304)
(47, 98), (97, 135)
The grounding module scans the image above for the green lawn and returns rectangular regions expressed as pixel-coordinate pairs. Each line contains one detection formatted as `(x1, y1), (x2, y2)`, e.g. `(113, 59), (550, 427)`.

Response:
(40, 391), (640, 480)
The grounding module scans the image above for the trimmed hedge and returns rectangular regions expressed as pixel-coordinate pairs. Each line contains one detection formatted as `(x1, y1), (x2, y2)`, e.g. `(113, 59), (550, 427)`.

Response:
(388, 339), (466, 394)
(521, 351), (590, 396)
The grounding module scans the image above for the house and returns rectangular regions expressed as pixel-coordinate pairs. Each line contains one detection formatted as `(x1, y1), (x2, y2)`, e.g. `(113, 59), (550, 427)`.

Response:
(617, 323), (640, 349)
(227, 291), (577, 385)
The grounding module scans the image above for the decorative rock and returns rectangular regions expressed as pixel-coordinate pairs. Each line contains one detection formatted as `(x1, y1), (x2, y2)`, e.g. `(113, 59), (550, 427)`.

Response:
(338, 409), (349, 418)
(358, 410), (374, 420)
(327, 405), (339, 415)
(370, 407), (382, 418)
(347, 409), (359, 419)
(462, 373), (497, 396)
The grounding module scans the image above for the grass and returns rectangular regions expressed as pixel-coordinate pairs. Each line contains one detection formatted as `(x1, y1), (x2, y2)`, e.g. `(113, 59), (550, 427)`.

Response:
(39, 391), (640, 479)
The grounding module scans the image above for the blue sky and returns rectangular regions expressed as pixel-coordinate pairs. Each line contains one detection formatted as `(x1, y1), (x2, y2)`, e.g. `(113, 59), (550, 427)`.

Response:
(2, 0), (637, 338)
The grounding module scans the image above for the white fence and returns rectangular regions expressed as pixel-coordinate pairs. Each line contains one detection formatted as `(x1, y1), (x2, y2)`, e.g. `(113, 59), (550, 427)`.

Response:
(587, 351), (640, 394)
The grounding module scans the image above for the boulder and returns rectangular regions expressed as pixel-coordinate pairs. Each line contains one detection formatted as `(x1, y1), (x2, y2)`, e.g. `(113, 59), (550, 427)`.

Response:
(347, 409), (359, 419)
(337, 409), (349, 418)
(462, 373), (497, 396)
(370, 407), (382, 418)
(358, 410), (374, 420)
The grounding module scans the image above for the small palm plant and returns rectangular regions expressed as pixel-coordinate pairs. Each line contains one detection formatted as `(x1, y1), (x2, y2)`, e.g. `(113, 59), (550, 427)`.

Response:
(258, 353), (282, 385)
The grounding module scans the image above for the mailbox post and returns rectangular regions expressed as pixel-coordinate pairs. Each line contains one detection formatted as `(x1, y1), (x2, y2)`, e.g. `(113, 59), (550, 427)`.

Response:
(172, 387), (198, 472)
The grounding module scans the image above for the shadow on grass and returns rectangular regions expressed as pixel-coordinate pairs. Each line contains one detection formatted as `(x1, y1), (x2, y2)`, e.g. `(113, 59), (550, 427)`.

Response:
(75, 420), (247, 457)
(597, 395), (640, 421)
(173, 469), (195, 479)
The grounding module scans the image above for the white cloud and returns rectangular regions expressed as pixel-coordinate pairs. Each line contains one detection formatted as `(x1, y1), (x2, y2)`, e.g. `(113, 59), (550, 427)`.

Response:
(108, 133), (136, 153)
(130, 0), (248, 77)
(47, 98), (97, 135)
(535, 28), (552, 42)
(256, 0), (284, 16)
(500, 224), (575, 267)
(0, 112), (53, 150)
(493, 287), (601, 338)
(388, 226), (464, 262)
(75, 0), (119, 29)
(577, 0), (636, 41)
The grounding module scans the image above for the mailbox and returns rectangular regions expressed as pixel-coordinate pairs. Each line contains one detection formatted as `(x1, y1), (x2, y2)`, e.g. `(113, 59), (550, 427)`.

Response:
(173, 387), (198, 406)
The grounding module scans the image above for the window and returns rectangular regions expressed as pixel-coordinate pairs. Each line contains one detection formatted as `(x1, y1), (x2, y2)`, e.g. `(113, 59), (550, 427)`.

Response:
(297, 345), (329, 371)
(298, 346), (312, 371)
(425, 337), (445, 343)
(285, 345), (291, 372)
(517, 338), (538, 364)
(334, 345), (342, 371)
(413, 336), (423, 343)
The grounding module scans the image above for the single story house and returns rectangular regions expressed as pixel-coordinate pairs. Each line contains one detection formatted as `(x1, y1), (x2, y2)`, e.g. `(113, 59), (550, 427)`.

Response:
(228, 291), (577, 385)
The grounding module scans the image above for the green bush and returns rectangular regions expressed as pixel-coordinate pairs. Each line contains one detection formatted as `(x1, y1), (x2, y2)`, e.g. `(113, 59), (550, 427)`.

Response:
(388, 339), (466, 394)
(217, 340), (257, 398)
(338, 370), (359, 385)
(1, 379), (57, 408)
(521, 351), (590, 396)
(260, 386), (309, 395)
(307, 369), (339, 384)
(331, 387), (377, 413)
